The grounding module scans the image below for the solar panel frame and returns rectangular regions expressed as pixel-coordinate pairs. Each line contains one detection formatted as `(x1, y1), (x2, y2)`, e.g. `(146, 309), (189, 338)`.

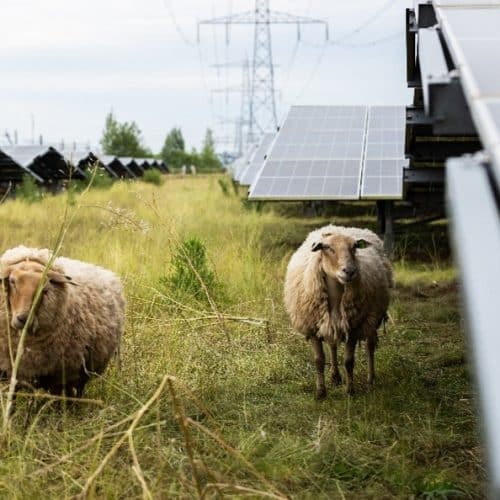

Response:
(446, 154), (500, 498)
(434, 1), (500, 188)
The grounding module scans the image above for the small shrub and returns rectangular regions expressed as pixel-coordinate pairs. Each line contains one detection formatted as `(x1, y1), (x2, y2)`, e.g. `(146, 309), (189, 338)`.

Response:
(241, 198), (263, 212)
(143, 169), (164, 186)
(160, 237), (222, 304)
(89, 167), (115, 189)
(217, 177), (230, 196)
(230, 177), (239, 195)
(16, 174), (43, 203)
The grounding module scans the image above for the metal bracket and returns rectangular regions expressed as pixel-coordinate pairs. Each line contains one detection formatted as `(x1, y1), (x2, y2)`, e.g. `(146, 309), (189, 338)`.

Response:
(404, 167), (444, 184)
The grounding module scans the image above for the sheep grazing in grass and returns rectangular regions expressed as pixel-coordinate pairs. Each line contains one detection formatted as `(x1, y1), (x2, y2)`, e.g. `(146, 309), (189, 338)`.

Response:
(0, 246), (125, 397)
(284, 225), (393, 399)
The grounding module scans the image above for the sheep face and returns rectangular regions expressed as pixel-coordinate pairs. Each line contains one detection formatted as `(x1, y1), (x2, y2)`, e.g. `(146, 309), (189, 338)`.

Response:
(312, 234), (371, 285)
(1, 261), (71, 332)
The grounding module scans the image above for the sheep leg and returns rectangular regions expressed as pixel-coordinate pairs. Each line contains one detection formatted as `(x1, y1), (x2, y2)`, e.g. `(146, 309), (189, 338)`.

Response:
(311, 337), (326, 400)
(75, 372), (89, 398)
(344, 335), (357, 396)
(328, 339), (342, 386)
(366, 335), (376, 387)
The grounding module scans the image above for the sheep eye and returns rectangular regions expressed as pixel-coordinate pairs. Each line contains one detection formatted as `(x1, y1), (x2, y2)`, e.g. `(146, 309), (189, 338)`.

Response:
(354, 239), (368, 250)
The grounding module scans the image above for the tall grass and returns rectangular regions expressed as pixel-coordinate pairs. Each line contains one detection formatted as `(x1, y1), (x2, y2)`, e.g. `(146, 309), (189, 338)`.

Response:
(0, 176), (484, 498)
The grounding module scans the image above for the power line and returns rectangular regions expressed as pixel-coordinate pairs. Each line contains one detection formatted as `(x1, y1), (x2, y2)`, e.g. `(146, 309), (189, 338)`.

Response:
(331, 0), (399, 44)
(299, 0), (400, 48)
(162, 0), (196, 47)
(293, 40), (328, 102)
(338, 30), (403, 48)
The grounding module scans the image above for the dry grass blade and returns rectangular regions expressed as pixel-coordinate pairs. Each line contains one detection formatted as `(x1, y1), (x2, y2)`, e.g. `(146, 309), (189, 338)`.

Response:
(76, 376), (169, 498)
(186, 418), (288, 499)
(13, 392), (104, 406)
(167, 377), (203, 499)
(0, 182), (12, 204)
(30, 415), (135, 477)
(128, 433), (153, 500)
(204, 483), (289, 499)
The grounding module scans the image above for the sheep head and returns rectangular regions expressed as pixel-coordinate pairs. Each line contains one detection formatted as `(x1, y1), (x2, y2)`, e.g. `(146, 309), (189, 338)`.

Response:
(312, 233), (371, 285)
(0, 260), (73, 332)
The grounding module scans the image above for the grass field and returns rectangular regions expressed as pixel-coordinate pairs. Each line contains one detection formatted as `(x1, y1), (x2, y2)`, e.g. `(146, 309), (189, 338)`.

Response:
(0, 176), (485, 498)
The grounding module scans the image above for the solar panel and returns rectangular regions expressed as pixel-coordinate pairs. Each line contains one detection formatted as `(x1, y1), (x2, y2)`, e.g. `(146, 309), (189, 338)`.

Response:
(102, 157), (135, 178)
(239, 133), (275, 186)
(0, 148), (44, 183)
(249, 105), (406, 201)
(2, 146), (85, 181)
(434, 1), (500, 187)
(249, 106), (367, 200)
(446, 154), (500, 498)
(1, 145), (47, 168)
(360, 106), (406, 199)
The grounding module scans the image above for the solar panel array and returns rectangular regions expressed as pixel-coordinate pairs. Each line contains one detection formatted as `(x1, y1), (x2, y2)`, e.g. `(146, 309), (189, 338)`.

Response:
(433, 0), (500, 188)
(0, 146), (169, 186)
(249, 105), (406, 201)
(239, 133), (275, 186)
(250, 106), (366, 200)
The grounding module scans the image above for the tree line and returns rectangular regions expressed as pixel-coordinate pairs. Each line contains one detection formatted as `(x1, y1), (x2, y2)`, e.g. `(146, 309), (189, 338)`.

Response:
(100, 112), (222, 172)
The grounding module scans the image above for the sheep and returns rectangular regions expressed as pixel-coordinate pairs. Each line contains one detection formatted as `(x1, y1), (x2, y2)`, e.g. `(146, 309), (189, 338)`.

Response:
(0, 246), (125, 397)
(284, 225), (393, 399)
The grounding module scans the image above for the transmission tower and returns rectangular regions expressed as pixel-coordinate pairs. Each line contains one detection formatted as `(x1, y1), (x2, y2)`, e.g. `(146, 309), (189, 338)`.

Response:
(211, 58), (254, 154)
(199, 1), (328, 140)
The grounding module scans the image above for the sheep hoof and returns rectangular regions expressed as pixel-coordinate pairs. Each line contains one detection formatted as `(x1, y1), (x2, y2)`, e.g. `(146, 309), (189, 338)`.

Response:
(315, 387), (327, 400)
(331, 373), (342, 387)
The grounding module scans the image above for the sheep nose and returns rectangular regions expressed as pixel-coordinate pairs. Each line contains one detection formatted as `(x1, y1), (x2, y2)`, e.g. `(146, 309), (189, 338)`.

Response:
(343, 267), (356, 278)
(16, 313), (28, 326)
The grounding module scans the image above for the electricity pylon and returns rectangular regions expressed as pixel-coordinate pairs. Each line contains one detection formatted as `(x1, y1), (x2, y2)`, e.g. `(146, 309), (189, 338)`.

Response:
(211, 58), (255, 154)
(199, 1), (328, 140)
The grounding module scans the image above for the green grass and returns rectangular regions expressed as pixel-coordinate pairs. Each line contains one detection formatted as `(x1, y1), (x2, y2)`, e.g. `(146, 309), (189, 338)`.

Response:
(0, 176), (484, 498)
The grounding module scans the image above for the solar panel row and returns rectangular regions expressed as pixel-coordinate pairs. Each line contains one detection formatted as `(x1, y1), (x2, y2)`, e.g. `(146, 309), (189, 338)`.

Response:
(239, 133), (275, 186)
(249, 105), (406, 201)
(0, 145), (169, 185)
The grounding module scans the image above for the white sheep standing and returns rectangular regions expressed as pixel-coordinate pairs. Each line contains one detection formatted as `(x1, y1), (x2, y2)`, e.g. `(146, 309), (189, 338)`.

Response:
(284, 224), (393, 399)
(0, 246), (125, 397)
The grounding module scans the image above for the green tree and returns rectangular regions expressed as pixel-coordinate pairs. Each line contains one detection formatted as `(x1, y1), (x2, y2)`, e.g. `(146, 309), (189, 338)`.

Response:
(100, 112), (151, 157)
(200, 128), (222, 171)
(160, 128), (188, 170)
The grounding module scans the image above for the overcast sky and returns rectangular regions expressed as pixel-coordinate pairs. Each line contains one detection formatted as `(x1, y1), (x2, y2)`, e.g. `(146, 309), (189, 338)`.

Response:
(0, 0), (412, 153)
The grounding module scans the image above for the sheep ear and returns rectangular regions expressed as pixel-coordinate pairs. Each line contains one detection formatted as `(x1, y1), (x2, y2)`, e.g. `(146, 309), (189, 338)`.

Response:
(47, 270), (73, 285)
(312, 242), (325, 252)
(354, 239), (370, 250)
(0, 266), (13, 280)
